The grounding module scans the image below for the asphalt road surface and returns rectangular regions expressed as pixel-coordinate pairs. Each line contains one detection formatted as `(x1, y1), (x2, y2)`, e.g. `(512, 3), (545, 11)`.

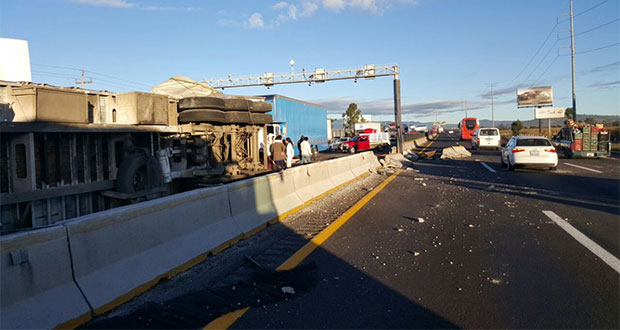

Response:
(233, 132), (619, 329)
(85, 132), (619, 329)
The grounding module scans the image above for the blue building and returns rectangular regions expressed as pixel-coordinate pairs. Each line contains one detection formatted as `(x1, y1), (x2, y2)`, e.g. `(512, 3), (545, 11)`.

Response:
(261, 95), (328, 152)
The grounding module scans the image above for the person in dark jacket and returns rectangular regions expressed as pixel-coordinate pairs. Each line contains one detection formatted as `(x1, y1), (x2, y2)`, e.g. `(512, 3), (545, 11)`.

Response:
(297, 135), (304, 157)
(270, 135), (286, 171)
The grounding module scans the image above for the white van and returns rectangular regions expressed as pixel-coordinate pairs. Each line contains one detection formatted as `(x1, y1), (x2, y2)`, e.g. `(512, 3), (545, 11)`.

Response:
(471, 128), (501, 150)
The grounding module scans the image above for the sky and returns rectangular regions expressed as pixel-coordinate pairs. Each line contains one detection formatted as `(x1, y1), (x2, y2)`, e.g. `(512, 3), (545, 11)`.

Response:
(1, 0), (618, 124)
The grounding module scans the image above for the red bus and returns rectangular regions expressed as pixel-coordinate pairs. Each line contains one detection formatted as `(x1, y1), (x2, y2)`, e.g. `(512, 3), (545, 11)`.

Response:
(458, 117), (479, 140)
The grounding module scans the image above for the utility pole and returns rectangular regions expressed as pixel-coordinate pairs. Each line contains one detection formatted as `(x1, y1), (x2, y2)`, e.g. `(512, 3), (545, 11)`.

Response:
(569, 0), (577, 121)
(488, 83), (496, 128)
(393, 72), (404, 153)
(75, 70), (92, 89)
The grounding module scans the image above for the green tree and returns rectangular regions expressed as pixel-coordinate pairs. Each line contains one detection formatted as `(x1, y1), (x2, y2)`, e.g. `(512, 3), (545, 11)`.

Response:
(342, 103), (365, 136)
(584, 117), (595, 125)
(511, 120), (523, 136)
(565, 107), (575, 120)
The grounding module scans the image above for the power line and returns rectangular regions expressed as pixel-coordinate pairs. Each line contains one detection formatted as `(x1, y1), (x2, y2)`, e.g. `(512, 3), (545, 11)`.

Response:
(574, 0), (609, 18)
(559, 0), (609, 22)
(32, 62), (152, 89)
(559, 17), (619, 40)
(505, 22), (558, 87)
(520, 39), (559, 85)
(531, 55), (560, 86)
(575, 42), (620, 55)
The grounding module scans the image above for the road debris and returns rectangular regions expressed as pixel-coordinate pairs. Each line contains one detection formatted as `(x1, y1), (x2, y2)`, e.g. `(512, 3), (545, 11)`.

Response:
(440, 146), (472, 160)
(417, 217), (425, 223)
(281, 286), (296, 294)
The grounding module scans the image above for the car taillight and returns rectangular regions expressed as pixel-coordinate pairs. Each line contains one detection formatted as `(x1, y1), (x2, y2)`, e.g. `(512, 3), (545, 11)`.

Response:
(512, 148), (525, 153)
(544, 148), (556, 153)
(476, 138), (480, 143)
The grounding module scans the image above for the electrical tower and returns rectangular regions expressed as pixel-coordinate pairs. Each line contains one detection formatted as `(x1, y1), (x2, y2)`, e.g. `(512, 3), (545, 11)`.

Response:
(203, 64), (406, 153)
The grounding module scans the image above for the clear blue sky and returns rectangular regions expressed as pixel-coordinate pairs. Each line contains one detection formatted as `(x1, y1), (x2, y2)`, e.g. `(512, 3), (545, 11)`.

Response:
(1, 0), (618, 124)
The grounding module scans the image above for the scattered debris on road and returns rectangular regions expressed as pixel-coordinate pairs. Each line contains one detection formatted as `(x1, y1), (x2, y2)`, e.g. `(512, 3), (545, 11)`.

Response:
(281, 286), (296, 294)
(440, 146), (472, 160)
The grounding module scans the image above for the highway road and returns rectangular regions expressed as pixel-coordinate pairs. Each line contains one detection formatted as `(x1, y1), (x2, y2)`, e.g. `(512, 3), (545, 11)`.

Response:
(85, 132), (619, 329)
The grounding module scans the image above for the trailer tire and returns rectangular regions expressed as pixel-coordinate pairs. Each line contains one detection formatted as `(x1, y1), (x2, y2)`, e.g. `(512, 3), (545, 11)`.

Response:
(178, 109), (226, 123)
(222, 99), (272, 113)
(348, 147), (356, 154)
(224, 111), (273, 124)
(248, 101), (272, 113)
(179, 97), (226, 111)
(117, 153), (164, 202)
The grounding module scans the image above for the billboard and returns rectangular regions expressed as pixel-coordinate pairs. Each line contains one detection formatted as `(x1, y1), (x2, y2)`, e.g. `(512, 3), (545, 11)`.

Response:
(517, 86), (553, 108)
(535, 107), (565, 119)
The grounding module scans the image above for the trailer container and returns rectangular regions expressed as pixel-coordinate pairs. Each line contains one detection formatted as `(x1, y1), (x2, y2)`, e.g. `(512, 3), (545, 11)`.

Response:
(262, 95), (328, 152)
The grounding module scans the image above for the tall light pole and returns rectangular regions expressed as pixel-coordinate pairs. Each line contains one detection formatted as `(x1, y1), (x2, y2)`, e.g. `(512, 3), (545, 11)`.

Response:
(488, 83), (496, 128)
(569, 0), (577, 121)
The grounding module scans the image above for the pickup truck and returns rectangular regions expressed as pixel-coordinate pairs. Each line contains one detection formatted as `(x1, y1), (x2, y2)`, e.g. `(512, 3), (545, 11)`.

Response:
(551, 126), (611, 158)
(340, 131), (391, 154)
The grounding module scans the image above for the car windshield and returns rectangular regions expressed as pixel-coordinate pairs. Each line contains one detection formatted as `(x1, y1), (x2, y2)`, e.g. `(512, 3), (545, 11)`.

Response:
(464, 120), (477, 130)
(480, 129), (498, 136)
(351, 136), (359, 142)
(339, 138), (348, 142)
(516, 138), (551, 146)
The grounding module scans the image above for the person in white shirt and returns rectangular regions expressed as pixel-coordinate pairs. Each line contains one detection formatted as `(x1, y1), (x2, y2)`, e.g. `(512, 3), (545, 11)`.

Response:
(285, 137), (295, 168)
(300, 136), (312, 164)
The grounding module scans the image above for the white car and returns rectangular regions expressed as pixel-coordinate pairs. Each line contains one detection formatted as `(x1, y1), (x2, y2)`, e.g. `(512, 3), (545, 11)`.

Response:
(329, 137), (349, 151)
(501, 136), (558, 171)
(471, 128), (501, 150)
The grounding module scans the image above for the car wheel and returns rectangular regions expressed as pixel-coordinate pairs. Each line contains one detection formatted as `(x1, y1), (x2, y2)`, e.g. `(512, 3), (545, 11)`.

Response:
(507, 159), (515, 171)
(349, 147), (356, 154)
(550, 166), (557, 171)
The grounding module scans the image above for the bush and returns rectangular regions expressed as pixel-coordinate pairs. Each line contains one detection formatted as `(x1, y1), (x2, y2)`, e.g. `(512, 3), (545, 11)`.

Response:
(511, 120), (523, 136)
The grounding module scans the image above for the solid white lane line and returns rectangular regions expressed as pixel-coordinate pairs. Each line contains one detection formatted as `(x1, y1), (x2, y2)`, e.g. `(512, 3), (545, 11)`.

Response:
(480, 162), (497, 173)
(542, 210), (620, 274)
(564, 162), (603, 173)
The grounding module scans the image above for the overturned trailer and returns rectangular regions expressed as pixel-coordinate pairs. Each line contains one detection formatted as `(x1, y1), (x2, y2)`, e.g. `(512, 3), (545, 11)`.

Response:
(0, 80), (272, 233)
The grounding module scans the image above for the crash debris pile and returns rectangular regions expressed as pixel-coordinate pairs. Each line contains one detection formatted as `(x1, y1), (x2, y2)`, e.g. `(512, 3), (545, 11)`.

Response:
(440, 146), (472, 160)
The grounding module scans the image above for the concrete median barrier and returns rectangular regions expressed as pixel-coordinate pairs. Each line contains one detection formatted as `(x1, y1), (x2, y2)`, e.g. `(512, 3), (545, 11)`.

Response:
(228, 175), (278, 236)
(291, 161), (335, 203)
(265, 170), (304, 217)
(326, 155), (356, 187)
(349, 152), (380, 176)
(65, 185), (241, 315)
(0, 226), (92, 329)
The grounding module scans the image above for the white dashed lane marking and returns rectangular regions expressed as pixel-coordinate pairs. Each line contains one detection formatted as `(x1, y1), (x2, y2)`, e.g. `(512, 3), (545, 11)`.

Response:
(480, 162), (497, 173)
(563, 162), (603, 174)
(543, 210), (620, 274)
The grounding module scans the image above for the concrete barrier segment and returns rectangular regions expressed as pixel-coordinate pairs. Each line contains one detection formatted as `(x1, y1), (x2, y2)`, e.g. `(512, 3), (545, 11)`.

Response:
(290, 161), (335, 203)
(264, 170), (304, 217)
(0, 225), (92, 329)
(227, 175), (278, 237)
(326, 155), (356, 187)
(65, 185), (241, 315)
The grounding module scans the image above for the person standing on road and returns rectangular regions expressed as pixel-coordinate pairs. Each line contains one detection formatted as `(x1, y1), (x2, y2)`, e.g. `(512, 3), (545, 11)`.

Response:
(285, 137), (294, 168)
(297, 135), (304, 157)
(270, 135), (286, 171)
(300, 136), (312, 164)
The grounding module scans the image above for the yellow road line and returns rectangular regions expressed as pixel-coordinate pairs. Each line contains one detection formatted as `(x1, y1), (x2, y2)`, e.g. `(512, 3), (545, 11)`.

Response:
(204, 307), (250, 330)
(204, 169), (402, 329)
(277, 169), (402, 271)
(416, 136), (437, 155)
